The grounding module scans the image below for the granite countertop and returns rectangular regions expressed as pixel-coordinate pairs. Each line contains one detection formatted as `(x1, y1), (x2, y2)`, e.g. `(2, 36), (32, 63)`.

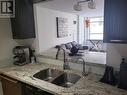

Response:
(0, 63), (127, 95)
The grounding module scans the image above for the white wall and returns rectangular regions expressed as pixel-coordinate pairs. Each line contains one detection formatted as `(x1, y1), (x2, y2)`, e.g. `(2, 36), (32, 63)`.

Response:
(0, 19), (18, 65)
(15, 39), (36, 50)
(34, 5), (77, 53)
(106, 43), (127, 70)
(0, 19), (37, 66)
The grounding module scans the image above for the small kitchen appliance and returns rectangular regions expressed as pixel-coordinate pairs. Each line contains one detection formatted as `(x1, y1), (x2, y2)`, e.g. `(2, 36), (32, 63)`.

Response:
(13, 46), (31, 66)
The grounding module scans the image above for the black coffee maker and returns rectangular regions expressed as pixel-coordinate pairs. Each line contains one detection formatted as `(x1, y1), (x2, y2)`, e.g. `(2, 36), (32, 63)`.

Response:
(100, 65), (117, 85)
(13, 46), (31, 66)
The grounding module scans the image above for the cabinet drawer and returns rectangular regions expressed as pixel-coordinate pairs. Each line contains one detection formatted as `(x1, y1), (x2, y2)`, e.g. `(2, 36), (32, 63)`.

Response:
(0, 75), (22, 95)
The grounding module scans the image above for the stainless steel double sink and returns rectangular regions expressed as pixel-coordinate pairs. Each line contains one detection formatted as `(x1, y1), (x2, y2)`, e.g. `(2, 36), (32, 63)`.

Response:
(33, 68), (81, 88)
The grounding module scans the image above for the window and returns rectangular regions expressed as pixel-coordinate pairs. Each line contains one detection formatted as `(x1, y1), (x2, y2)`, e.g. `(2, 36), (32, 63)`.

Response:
(89, 17), (104, 40)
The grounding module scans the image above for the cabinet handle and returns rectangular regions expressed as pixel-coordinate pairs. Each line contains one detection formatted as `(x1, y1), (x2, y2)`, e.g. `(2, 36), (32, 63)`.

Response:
(110, 40), (123, 42)
(0, 75), (18, 84)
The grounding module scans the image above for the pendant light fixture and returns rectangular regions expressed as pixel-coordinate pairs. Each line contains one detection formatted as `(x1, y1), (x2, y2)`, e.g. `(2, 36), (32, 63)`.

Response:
(73, 0), (96, 11)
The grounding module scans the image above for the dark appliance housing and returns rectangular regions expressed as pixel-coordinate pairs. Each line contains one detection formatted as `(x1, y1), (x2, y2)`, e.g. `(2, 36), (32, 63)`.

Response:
(118, 59), (127, 90)
(11, 0), (36, 39)
(13, 46), (31, 66)
(100, 65), (117, 85)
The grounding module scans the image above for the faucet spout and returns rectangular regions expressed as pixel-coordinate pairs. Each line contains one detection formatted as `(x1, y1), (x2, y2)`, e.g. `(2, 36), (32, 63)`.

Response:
(78, 57), (88, 77)
(56, 47), (70, 70)
(56, 48), (66, 63)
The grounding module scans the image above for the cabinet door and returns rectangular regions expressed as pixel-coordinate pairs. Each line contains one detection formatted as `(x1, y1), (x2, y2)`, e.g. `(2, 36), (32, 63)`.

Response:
(22, 84), (54, 95)
(11, 0), (36, 39)
(104, 0), (127, 43)
(0, 75), (22, 95)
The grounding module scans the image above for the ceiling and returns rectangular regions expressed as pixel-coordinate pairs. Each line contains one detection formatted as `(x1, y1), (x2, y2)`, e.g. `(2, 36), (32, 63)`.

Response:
(36, 0), (104, 17)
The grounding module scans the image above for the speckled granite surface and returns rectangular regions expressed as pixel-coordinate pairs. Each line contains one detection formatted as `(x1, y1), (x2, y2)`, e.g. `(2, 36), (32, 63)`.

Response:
(0, 63), (127, 95)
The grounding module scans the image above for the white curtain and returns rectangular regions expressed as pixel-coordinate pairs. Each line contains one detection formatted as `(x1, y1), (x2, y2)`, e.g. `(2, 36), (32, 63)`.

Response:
(77, 16), (90, 45)
(84, 17), (90, 45)
(77, 15), (85, 45)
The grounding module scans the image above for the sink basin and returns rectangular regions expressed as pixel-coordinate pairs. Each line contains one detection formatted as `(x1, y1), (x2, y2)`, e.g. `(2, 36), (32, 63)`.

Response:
(33, 68), (81, 88)
(33, 68), (63, 82)
(52, 72), (81, 88)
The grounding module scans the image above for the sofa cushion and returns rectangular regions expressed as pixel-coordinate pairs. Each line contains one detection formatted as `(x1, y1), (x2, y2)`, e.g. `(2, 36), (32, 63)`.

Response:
(70, 46), (79, 54)
(71, 41), (77, 47)
(71, 41), (89, 50)
(60, 44), (66, 49)
(65, 42), (72, 50)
